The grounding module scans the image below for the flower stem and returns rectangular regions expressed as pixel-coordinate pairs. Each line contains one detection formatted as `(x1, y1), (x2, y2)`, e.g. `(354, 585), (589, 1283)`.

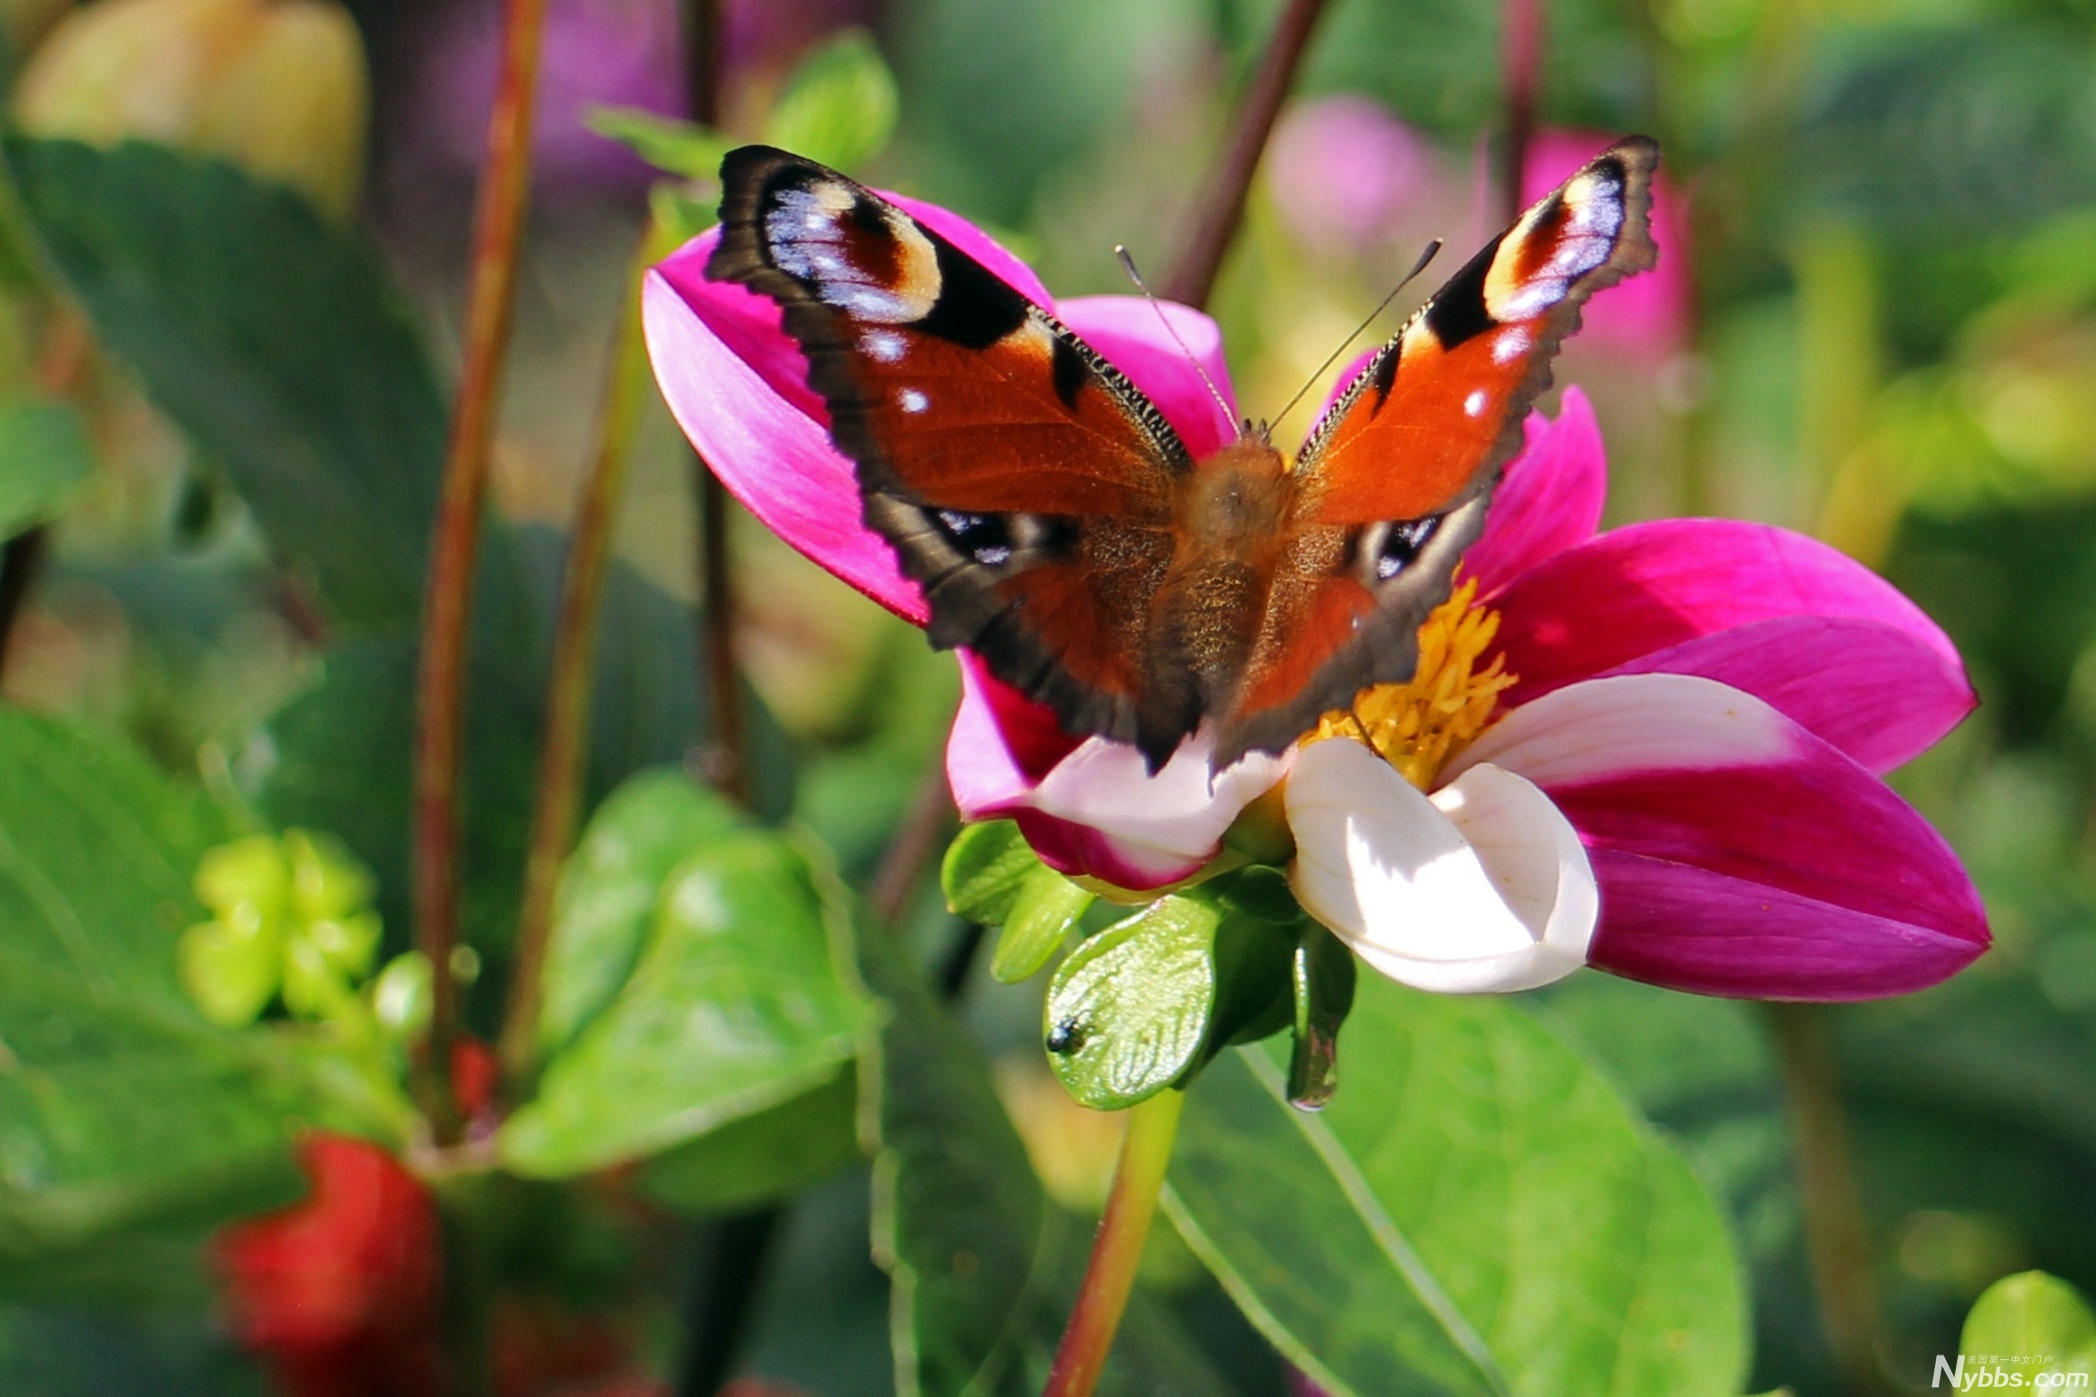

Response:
(1762, 1002), (1899, 1397)
(411, 0), (550, 1145)
(497, 225), (659, 1095)
(1500, 0), (1545, 225)
(1161, 0), (1335, 310)
(1043, 1087), (1186, 1397)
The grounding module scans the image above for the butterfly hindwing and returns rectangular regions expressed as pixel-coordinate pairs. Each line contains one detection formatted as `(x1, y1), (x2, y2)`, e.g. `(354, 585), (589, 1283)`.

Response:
(708, 145), (1194, 753)
(1212, 136), (1660, 766)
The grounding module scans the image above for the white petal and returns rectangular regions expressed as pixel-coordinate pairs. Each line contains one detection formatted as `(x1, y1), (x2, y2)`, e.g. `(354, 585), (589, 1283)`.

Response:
(1030, 725), (1289, 876)
(1447, 672), (1795, 790)
(1284, 740), (1597, 993)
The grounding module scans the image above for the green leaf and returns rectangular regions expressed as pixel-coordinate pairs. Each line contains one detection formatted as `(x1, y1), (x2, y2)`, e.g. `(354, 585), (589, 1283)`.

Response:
(1165, 979), (1747, 1397)
(1959, 1272), (2096, 1382)
(584, 105), (732, 181)
(856, 908), (1225, 1397)
(988, 865), (1092, 984)
(1044, 894), (1293, 1111)
(763, 28), (900, 175)
(639, 1066), (860, 1216)
(0, 712), (298, 1293)
(940, 819), (1042, 926)
(500, 831), (869, 1177)
(0, 401), (90, 536)
(4, 138), (447, 626)
(538, 768), (748, 1059)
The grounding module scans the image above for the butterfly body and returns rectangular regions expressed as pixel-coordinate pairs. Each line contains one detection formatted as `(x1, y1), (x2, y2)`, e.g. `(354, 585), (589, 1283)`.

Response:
(708, 138), (1658, 772)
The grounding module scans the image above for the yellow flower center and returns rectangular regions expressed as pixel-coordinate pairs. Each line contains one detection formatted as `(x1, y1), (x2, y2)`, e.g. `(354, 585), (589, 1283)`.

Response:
(1305, 578), (1518, 790)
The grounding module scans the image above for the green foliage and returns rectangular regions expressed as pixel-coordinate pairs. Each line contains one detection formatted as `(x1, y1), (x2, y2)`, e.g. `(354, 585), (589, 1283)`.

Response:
(3, 138), (447, 627)
(1960, 1272), (2096, 1380)
(534, 768), (748, 1057)
(763, 28), (901, 175)
(939, 819), (1094, 982)
(1166, 979), (1747, 1397)
(857, 902), (1226, 1397)
(500, 828), (870, 1178)
(0, 400), (88, 536)
(1044, 890), (1292, 1110)
(641, 1065), (861, 1215)
(0, 712), (299, 1300)
(585, 107), (732, 182)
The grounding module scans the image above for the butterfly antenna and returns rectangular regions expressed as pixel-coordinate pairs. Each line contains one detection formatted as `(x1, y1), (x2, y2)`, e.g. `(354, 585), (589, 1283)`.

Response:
(1271, 238), (1445, 432)
(1114, 245), (1238, 430)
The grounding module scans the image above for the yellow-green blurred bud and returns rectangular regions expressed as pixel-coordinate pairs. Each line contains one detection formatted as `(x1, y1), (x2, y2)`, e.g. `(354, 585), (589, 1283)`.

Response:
(2, 0), (72, 56)
(371, 952), (432, 1039)
(178, 914), (281, 1026)
(194, 832), (288, 921)
(12, 0), (368, 218)
(284, 827), (373, 922)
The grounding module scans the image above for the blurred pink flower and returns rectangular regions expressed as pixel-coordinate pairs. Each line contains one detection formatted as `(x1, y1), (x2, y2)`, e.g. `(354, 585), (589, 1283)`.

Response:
(1517, 128), (1694, 354)
(399, 0), (869, 200)
(643, 188), (1986, 1001)
(1267, 94), (1435, 254)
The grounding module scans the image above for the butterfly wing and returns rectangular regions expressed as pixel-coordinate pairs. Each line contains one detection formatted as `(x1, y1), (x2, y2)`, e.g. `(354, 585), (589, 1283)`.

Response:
(708, 146), (1201, 761)
(1214, 136), (1661, 766)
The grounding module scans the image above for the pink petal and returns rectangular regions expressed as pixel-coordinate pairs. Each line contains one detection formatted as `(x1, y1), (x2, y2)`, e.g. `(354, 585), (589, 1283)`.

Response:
(1464, 386), (1608, 595)
(1601, 616), (1976, 774)
(642, 264), (929, 622)
(1454, 674), (1988, 1000)
(946, 653), (1083, 811)
(1489, 520), (1967, 716)
(947, 657), (1285, 891)
(1056, 296), (1238, 459)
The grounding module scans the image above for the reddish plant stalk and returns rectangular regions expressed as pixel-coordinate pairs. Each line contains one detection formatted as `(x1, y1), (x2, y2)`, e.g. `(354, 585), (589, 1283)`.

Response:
(1161, 0), (1334, 310)
(1042, 1090), (1186, 1397)
(676, 0), (751, 806)
(498, 232), (658, 1092)
(411, 0), (551, 1144)
(1501, 0), (1545, 225)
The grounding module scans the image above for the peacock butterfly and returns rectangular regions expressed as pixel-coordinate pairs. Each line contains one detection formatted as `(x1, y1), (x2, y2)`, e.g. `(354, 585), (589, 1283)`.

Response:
(707, 137), (1660, 772)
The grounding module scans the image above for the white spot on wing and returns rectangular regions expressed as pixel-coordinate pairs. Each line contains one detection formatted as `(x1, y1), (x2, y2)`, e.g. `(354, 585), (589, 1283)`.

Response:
(1464, 390), (1488, 418)
(862, 330), (906, 363)
(899, 388), (929, 414)
(1492, 328), (1531, 364)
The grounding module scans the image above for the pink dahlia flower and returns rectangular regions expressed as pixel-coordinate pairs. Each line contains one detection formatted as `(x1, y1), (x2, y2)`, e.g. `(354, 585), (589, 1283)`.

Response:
(642, 192), (1988, 1003)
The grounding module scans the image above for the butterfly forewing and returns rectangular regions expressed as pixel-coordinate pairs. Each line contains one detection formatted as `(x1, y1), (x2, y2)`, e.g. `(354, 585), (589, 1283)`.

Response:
(708, 146), (1195, 753)
(1211, 136), (1660, 767)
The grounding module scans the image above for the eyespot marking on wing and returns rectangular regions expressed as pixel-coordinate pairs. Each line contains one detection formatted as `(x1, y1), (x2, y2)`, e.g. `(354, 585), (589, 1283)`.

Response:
(763, 180), (942, 323)
(1359, 516), (1444, 583)
(1483, 160), (1629, 323)
(928, 508), (1079, 571)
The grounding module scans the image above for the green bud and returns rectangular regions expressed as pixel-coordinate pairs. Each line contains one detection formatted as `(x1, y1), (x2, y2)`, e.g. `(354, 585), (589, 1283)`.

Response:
(371, 951), (432, 1038)
(280, 933), (355, 1020)
(193, 833), (288, 921)
(12, 0), (369, 218)
(283, 827), (373, 923)
(177, 915), (280, 1026)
